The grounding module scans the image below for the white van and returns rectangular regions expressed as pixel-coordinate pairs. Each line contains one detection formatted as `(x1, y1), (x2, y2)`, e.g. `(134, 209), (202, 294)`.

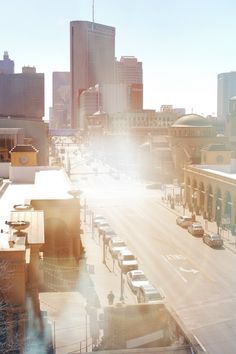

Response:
(137, 284), (164, 303)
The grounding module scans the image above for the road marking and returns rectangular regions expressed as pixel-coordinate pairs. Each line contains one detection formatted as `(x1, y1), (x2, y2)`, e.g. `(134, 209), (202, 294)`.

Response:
(166, 254), (186, 261)
(161, 255), (187, 283)
(179, 267), (199, 274)
(193, 335), (207, 352)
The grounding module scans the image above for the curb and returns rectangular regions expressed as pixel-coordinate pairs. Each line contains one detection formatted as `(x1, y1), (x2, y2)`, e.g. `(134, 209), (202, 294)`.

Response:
(160, 200), (236, 255)
(0, 180), (10, 198)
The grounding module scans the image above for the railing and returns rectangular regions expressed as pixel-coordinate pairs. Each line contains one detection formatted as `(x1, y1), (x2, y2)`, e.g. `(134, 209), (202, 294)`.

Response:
(67, 336), (93, 353)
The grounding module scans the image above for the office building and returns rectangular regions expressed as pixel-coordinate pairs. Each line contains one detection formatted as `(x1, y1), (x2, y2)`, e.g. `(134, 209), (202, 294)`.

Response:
(217, 71), (236, 121)
(70, 21), (115, 129)
(0, 51), (14, 74)
(0, 69), (44, 120)
(79, 85), (99, 130)
(115, 56), (142, 85)
(51, 72), (70, 129)
(115, 56), (143, 110)
(99, 83), (129, 114)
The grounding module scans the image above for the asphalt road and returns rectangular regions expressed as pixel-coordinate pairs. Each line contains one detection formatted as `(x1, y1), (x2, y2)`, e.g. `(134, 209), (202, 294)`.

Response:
(69, 154), (236, 354)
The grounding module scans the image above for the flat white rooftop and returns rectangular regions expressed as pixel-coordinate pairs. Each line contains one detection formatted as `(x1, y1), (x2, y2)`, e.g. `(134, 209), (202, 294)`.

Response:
(189, 164), (236, 182)
(0, 168), (74, 249)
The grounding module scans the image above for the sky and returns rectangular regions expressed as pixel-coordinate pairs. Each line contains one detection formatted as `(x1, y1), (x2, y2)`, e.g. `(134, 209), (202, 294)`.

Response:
(1, 0), (236, 119)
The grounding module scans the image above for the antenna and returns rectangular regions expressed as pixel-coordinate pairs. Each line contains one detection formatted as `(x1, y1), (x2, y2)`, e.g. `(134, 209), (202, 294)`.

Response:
(92, 0), (95, 23)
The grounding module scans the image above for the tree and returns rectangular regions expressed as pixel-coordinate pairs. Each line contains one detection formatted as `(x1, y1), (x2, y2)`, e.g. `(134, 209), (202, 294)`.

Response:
(0, 259), (22, 353)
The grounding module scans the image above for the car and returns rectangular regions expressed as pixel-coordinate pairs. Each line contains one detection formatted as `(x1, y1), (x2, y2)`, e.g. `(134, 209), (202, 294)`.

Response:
(126, 270), (150, 294)
(109, 238), (127, 259)
(101, 227), (118, 245)
(93, 215), (106, 227)
(188, 222), (204, 237)
(96, 220), (109, 231)
(98, 222), (110, 236)
(136, 283), (165, 304)
(176, 215), (194, 228)
(118, 249), (138, 273)
(203, 232), (223, 248)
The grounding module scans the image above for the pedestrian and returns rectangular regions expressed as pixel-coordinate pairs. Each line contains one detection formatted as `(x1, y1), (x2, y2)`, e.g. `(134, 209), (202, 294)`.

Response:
(107, 290), (115, 305)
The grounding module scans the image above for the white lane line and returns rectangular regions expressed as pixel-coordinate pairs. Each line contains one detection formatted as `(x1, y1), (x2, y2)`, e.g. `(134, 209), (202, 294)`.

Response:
(161, 255), (187, 283)
(193, 335), (207, 352)
(179, 267), (199, 274)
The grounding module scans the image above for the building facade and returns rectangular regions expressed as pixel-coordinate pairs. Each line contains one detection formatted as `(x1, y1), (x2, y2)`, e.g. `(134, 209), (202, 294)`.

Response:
(115, 56), (143, 110)
(0, 69), (44, 120)
(217, 71), (236, 121)
(168, 114), (226, 181)
(0, 119), (49, 166)
(70, 21), (115, 129)
(184, 160), (236, 228)
(0, 51), (14, 74)
(51, 72), (70, 129)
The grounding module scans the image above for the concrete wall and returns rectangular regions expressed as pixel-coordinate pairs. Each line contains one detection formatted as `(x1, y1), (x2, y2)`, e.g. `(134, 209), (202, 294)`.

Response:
(9, 166), (36, 183)
(0, 162), (10, 178)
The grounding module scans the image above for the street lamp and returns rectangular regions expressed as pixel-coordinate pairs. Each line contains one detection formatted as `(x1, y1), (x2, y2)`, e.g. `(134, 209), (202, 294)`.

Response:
(120, 267), (124, 302)
(102, 234), (106, 265)
(191, 192), (197, 221)
(216, 205), (221, 235)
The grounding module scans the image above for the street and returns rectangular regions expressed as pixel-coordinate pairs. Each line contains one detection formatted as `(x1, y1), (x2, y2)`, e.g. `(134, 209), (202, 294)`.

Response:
(69, 149), (236, 354)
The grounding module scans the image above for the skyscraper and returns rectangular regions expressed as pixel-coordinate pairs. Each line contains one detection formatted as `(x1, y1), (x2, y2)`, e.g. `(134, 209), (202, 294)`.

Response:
(70, 21), (115, 129)
(0, 51), (14, 74)
(115, 56), (143, 110)
(217, 71), (236, 120)
(51, 72), (70, 129)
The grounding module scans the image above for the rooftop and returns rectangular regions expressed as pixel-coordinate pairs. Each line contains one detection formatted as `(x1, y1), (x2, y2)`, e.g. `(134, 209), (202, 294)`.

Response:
(172, 114), (212, 127)
(10, 144), (38, 153)
(0, 169), (74, 250)
(201, 143), (232, 151)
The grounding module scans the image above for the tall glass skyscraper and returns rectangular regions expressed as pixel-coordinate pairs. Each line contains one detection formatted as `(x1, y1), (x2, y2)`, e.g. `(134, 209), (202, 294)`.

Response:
(217, 71), (236, 121)
(70, 21), (115, 129)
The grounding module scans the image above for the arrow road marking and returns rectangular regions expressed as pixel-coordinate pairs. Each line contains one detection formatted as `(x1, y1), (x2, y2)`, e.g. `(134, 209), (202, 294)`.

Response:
(162, 255), (187, 283)
(179, 267), (199, 274)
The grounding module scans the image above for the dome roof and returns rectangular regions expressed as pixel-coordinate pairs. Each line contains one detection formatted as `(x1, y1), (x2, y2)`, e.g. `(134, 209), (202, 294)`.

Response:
(172, 114), (212, 127)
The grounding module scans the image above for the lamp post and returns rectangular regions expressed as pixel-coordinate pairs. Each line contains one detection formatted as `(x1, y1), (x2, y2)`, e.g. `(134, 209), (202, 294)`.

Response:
(216, 205), (221, 235)
(120, 267), (124, 302)
(191, 192), (197, 220)
(102, 234), (106, 265)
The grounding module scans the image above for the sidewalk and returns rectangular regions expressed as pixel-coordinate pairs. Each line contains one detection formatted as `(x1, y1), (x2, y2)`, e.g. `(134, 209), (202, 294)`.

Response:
(81, 215), (136, 308)
(161, 199), (236, 254)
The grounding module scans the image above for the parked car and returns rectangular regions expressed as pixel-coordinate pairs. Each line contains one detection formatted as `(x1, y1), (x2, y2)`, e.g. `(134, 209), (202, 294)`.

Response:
(136, 283), (165, 304)
(203, 232), (223, 248)
(97, 220), (110, 236)
(98, 222), (110, 236)
(118, 249), (138, 273)
(101, 227), (117, 245)
(188, 222), (204, 237)
(93, 215), (106, 227)
(126, 270), (149, 294)
(109, 238), (127, 259)
(176, 215), (194, 228)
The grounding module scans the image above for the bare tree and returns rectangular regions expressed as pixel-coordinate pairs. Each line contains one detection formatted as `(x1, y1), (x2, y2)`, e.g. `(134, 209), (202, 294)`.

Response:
(0, 259), (22, 353)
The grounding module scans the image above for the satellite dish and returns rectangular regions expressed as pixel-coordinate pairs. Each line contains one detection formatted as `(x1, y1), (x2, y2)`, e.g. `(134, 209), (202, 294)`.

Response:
(68, 189), (82, 198)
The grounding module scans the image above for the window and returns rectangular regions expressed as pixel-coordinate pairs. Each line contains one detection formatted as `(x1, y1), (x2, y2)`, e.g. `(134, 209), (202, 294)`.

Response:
(216, 155), (224, 164)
